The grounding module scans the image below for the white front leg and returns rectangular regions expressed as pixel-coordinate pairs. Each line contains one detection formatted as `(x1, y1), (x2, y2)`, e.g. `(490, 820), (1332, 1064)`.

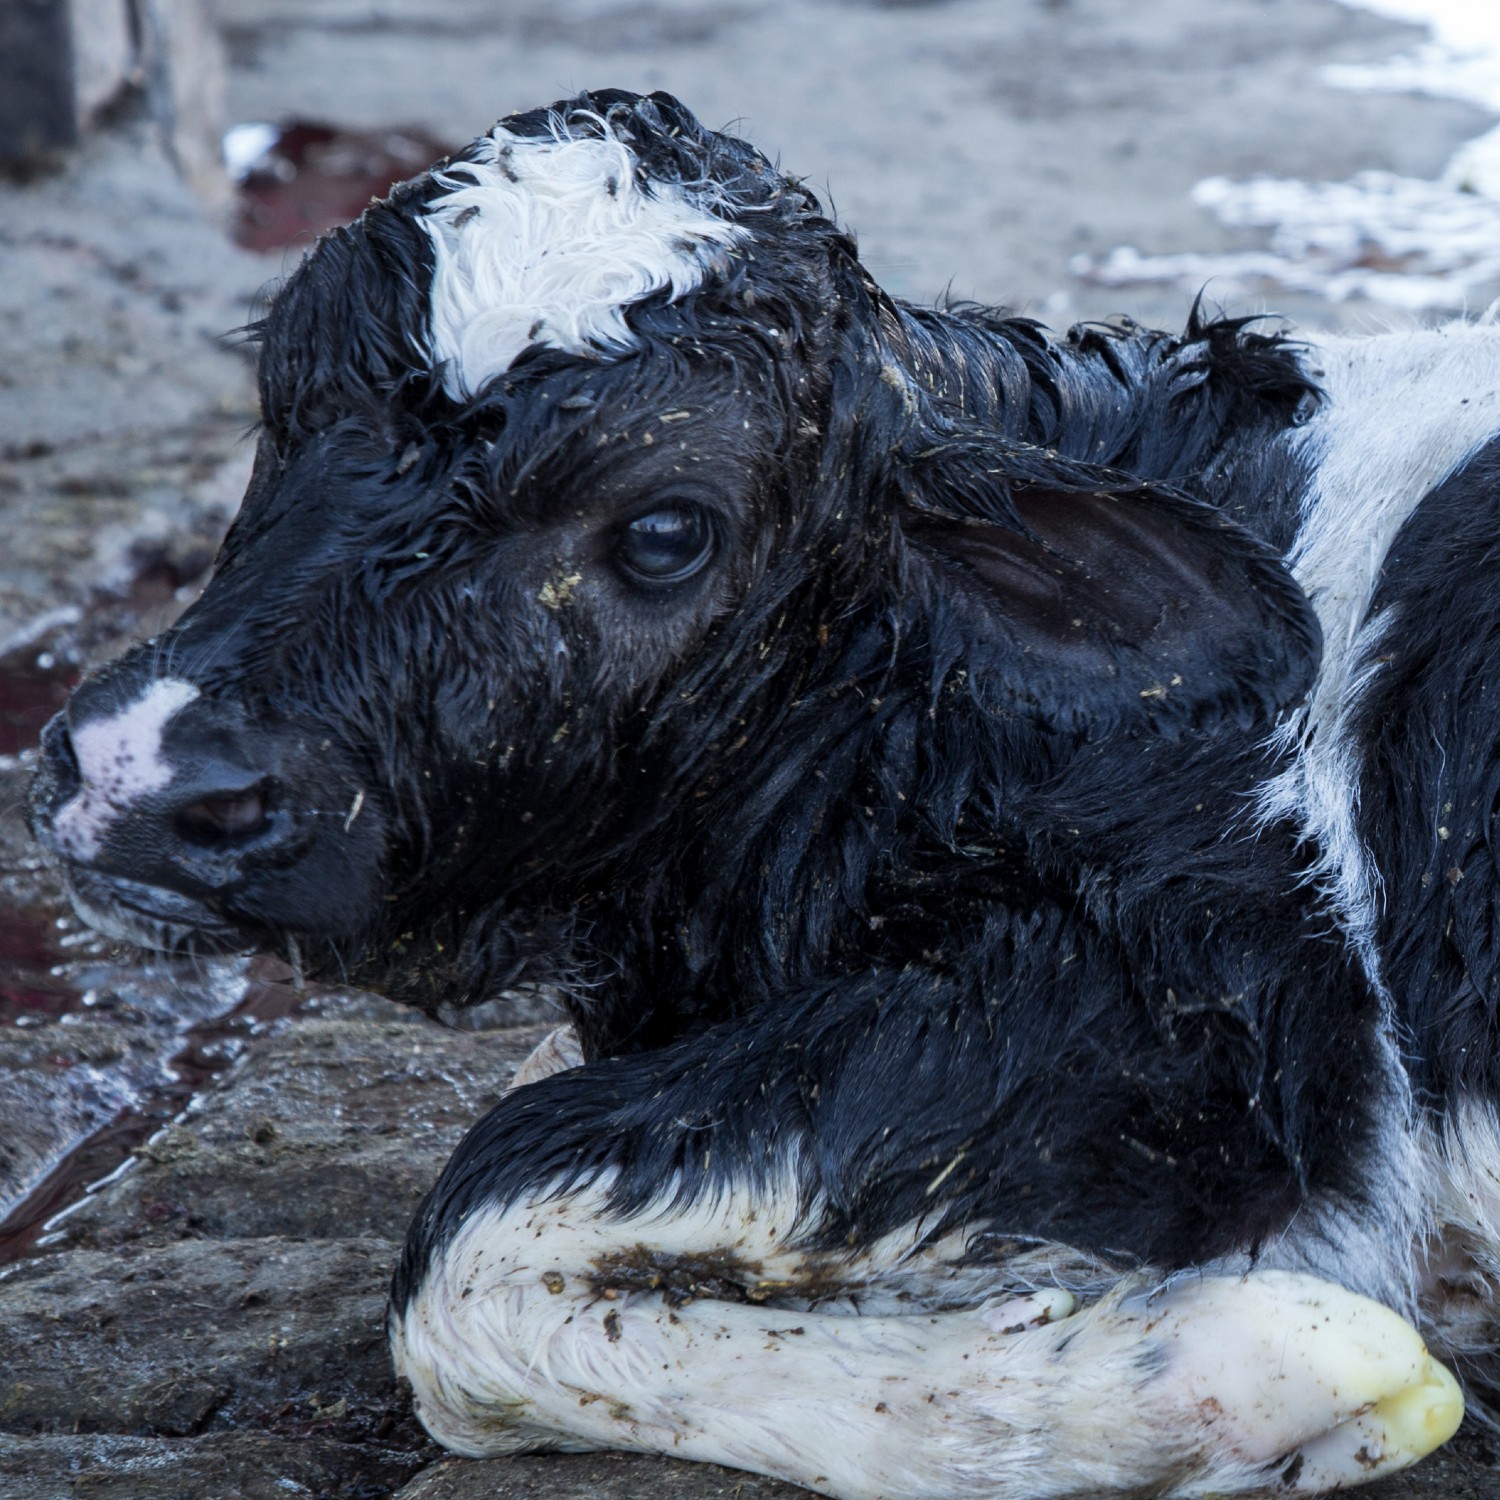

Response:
(391, 1179), (1462, 1499)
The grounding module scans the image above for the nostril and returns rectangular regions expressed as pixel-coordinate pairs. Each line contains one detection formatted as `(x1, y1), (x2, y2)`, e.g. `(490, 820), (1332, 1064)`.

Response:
(175, 787), (269, 845)
(40, 713), (81, 796)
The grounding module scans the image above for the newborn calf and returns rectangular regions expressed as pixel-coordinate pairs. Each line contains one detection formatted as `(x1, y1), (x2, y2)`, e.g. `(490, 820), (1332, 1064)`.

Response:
(32, 90), (1499, 1497)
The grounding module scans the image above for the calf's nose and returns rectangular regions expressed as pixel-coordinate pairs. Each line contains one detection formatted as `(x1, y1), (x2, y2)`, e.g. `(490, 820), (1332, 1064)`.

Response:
(31, 664), (387, 949)
(37, 710), (82, 805)
(175, 786), (270, 844)
(36, 675), (287, 888)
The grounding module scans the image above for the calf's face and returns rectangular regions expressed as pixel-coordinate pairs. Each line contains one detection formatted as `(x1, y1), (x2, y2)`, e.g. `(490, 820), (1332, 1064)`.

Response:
(28, 92), (869, 1002)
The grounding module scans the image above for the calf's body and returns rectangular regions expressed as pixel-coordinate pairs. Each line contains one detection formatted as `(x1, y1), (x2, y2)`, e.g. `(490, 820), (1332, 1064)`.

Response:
(28, 91), (1500, 1496)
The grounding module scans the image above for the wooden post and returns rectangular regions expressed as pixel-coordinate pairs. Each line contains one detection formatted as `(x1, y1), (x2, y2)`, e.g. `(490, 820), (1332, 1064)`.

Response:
(0, 0), (89, 162)
(0, 0), (227, 207)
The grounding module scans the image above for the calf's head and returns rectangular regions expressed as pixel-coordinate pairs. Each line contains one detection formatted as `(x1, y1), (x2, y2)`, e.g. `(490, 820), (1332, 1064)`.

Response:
(29, 90), (1319, 1014)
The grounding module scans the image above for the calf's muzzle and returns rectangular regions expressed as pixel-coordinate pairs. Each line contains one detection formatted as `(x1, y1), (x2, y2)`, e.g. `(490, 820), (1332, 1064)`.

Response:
(30, 662), (384, 951)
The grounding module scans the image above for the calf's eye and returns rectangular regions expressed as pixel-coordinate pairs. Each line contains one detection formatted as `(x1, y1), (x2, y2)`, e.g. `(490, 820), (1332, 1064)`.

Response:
(616, 507), (715, 585)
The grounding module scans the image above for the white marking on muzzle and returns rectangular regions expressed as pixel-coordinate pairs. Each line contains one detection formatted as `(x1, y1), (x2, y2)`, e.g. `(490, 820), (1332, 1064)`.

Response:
(52, 678), (201, 861)
(420, 116), (745, 400)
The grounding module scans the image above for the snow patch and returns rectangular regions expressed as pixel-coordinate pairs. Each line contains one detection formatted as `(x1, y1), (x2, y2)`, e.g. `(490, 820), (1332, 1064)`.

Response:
(1075, 1), (1500, 312)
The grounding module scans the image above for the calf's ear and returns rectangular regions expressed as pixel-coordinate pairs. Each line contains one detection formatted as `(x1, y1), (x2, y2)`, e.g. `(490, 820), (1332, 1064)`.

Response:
(899, 481), (1320, 736)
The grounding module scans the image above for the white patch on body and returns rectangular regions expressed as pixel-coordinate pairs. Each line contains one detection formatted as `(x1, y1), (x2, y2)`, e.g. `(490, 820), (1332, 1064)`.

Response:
(392, 1173), (1459, 1497)
(52, 678), (200, 860)
(1249, 326), (1500, 1398)
(1260, 324), (1500, 969)
(420, 117), (745, 400)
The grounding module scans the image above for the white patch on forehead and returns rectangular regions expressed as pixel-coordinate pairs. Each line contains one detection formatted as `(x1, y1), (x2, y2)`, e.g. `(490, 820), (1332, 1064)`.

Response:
(419, 118), (745, 400)
(53, 678), (200, 861)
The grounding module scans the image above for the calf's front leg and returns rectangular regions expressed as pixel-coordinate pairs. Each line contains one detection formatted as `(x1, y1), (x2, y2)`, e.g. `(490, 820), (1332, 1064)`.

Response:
(391, 977), (1461, 1498)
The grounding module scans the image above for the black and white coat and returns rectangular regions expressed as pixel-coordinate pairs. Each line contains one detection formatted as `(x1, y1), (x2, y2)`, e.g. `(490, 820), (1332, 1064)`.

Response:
(28, 91), (1500, 1498)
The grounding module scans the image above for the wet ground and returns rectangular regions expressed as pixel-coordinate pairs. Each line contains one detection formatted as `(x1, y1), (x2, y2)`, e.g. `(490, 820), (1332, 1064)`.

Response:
(5, 0), (1500, 1495)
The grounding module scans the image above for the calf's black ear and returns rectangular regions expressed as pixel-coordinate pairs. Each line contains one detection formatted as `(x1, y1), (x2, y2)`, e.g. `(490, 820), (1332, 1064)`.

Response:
(900, 480), (1321, 736)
